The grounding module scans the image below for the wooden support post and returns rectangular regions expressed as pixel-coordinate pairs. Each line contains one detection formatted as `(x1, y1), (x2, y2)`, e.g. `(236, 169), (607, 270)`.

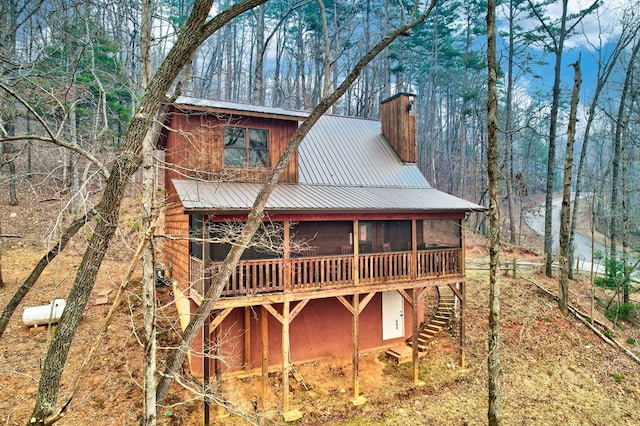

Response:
(284, 220), (291, 291)
(244, 306), (251, 374)
(282, 301), (291, 413)
(353, 220), (359, 286)
(261, 306), (269, 410)
(215, 327), (225, 418)
(411, 288), (419, 384)
(411, 219), (417, 280)
(203, 271), (211, 426)
(352, 294), (360, 398)
(203, 223), (211, 426)
(459, 281), (466, 368)
(460, 218), (466, 275)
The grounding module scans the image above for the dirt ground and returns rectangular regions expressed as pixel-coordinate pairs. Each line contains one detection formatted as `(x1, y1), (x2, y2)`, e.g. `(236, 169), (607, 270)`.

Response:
(2, 196), (640, 425)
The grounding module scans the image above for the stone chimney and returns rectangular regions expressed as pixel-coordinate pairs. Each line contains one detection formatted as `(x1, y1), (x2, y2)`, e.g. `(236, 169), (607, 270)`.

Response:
(381, 93), (416, 163)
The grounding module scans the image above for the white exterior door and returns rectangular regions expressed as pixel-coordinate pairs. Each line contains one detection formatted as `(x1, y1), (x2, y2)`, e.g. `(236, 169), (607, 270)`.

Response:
(382, 291), (405, 340)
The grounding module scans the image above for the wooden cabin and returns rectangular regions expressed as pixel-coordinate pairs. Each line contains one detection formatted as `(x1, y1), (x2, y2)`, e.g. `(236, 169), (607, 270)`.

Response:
(160, 93), (483, 416)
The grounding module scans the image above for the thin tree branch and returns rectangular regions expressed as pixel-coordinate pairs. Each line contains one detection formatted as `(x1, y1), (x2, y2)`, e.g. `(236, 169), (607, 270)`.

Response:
(0, 82), (110, 178)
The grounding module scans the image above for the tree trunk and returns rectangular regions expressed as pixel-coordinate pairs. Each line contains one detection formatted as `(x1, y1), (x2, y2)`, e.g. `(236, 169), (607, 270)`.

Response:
(543, 0), (569, 277)
(251, 4), (265, 104)
(29, 0), (269, 422)
(559, 57), (581, 316)
(0, 215), (3, 288)
(567, 22), (637, 280)
(504, 0), (517, 244)
(614, 39), (640, 304)
(486, 0), (501, 423)
(141, 0), (157, 423)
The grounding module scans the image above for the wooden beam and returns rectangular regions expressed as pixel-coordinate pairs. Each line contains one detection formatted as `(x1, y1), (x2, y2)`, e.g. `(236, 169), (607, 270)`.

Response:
(215, 326), (225, 418)
(411, 219), (417, 280)
(460, 219), (466, 275)
(284, 220), (291, 291)
(397, 289), (414, 308)
(263, 304), (284, 324)
(353, 220), (359, 287)
(209, 307), (233, 331)
(289, 299), (309, 323)
(336, 295), (355, 315)
(448, 282), (464, 303)
(358, 292), (376, 314)
(207, 275), (465, 309)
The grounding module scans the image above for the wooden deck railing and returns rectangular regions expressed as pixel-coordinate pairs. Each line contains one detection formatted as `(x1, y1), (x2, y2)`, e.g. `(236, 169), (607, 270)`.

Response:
(290, 255), (353, 290)
(189, 248), (462, 298)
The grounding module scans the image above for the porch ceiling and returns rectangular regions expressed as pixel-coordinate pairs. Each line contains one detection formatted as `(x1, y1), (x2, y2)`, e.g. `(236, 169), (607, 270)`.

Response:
(172, 179), (485, 214)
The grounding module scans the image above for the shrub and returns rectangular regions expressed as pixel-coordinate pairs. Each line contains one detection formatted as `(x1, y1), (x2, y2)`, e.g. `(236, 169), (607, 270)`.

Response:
(605, 303), (637, 323)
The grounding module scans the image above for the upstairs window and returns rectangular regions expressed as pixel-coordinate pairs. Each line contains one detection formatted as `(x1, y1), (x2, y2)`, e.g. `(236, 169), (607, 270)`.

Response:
(224, 127), (270, 167)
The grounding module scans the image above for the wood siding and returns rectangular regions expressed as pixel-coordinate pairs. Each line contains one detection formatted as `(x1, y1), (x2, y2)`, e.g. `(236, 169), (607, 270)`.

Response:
(163, 202), (190, 291)
(163, 110), (299, 189)
(381, 93), (416, 163)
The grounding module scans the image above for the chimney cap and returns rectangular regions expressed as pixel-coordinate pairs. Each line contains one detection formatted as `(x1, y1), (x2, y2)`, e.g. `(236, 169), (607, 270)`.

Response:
(381, 92), (416, 104)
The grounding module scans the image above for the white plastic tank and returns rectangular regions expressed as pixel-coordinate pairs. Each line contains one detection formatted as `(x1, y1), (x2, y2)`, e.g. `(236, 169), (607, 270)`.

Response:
(22, 299), (66, 327)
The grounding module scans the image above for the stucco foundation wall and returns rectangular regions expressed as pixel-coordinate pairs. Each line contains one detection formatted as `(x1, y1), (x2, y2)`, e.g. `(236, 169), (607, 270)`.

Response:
(188, 291), (427, 375)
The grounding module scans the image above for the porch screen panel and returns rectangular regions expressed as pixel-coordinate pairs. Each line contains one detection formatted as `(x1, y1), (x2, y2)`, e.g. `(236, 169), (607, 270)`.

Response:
(290, 221), (352, 256)
(418, 219), (462, 249)
(189, 214), (204, 260)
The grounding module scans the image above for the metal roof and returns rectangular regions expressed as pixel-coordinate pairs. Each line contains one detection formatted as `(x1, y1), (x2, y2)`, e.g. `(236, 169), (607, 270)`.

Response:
(299, 115), (430, 188)
(173, 180), (485, 213)
(169, 100), (485, 214)
(173, 96), (308, 120)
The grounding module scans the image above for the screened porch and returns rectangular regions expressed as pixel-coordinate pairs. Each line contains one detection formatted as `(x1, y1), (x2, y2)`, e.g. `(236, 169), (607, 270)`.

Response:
(189, 218), (463, 298)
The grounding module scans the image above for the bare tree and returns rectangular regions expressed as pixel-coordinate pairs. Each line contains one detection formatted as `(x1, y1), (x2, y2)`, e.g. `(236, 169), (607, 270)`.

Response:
(28, 0), (269, 423)
(526, 0), (599, 277)
(140, 0), (158, 423)
(486, 0), (501, 423)
(610, 38), (640, 304)
(568, 8), (640, 279)
(558, 56), (581, 316)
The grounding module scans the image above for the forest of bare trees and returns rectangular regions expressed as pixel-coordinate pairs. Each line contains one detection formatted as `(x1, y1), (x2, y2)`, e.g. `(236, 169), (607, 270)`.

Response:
(1, 0), (640, 424)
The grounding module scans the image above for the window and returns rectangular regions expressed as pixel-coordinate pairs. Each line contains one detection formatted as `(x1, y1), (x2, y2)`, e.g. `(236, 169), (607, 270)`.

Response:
(224, 126), (270, 167)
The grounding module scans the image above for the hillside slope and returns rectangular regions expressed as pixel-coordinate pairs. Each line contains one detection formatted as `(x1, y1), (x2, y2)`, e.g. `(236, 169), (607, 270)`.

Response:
(1, 196), (640, 424)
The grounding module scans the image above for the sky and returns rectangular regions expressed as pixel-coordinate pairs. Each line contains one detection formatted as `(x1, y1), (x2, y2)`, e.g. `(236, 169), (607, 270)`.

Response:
(495, 0), (635, 115)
